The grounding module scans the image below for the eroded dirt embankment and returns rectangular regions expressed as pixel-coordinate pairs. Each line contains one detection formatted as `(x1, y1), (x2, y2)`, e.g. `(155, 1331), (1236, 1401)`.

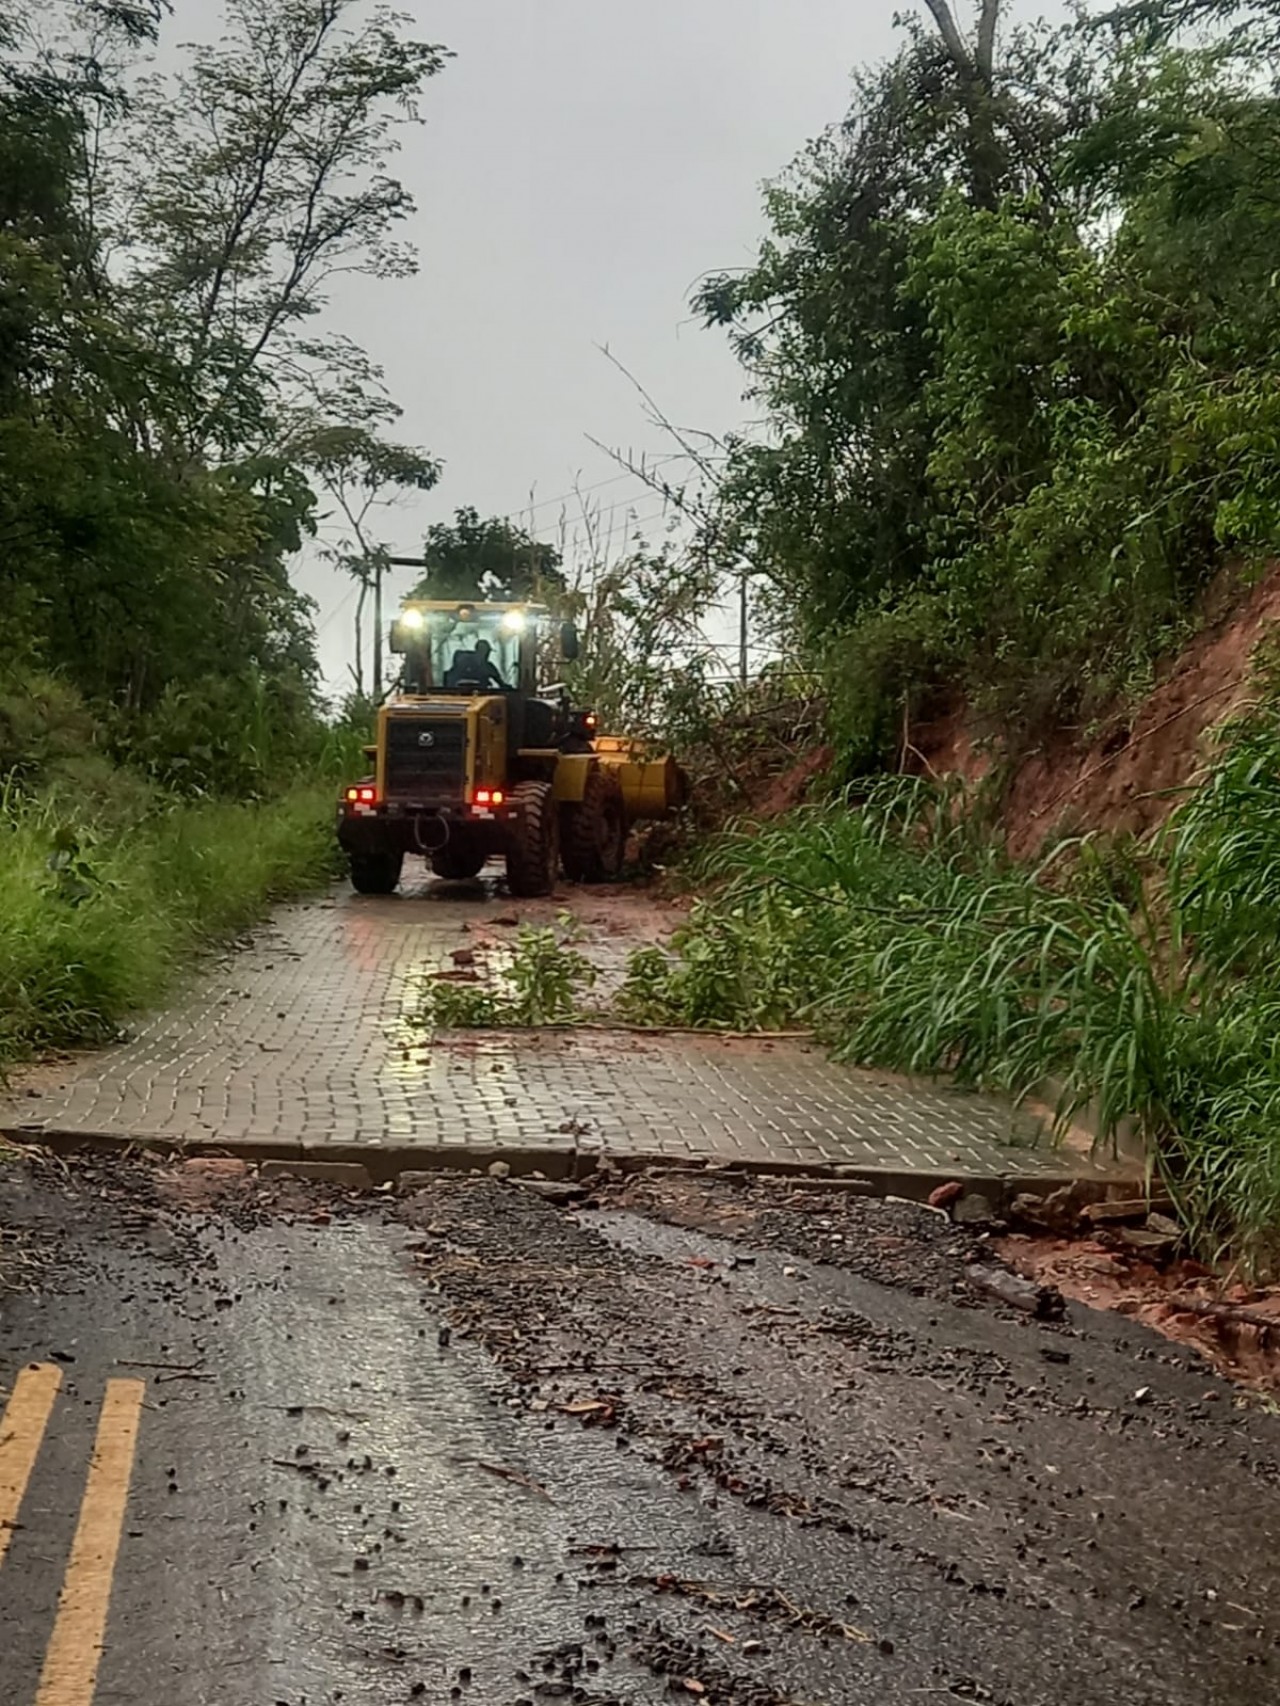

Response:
(913, 562), (1280, 857)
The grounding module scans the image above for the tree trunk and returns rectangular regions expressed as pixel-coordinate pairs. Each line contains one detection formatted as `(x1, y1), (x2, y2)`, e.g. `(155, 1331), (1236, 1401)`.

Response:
(921, 0), (1005, 211)
(922, 0), (973, 71)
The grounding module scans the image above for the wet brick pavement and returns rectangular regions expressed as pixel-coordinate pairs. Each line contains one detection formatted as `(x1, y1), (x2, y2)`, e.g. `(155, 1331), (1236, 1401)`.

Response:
(1, 876), (1133, 1185)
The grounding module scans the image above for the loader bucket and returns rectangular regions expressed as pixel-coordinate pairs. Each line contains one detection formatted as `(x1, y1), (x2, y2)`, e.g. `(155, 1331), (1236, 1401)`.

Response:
(594, 738), (687, 821)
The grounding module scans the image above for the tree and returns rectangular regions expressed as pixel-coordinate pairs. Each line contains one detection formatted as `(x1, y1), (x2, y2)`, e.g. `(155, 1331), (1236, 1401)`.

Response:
(563, 543), (719, 739)
(119, 0), (451, 459)
(697, 0), (1280, 764)
(303, 424), (440, 697)
(410, 508), (566, 603)
(0, 1), (453, 789)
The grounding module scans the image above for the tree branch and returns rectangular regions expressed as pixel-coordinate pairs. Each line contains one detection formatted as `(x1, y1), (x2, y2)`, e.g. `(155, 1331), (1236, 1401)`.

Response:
(921, 0), (974, 73)
(975, 0), (1001, 85)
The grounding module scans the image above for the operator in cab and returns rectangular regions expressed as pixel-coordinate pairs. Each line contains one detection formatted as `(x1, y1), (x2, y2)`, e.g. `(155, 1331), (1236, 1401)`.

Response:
(445, 638), (508, 691)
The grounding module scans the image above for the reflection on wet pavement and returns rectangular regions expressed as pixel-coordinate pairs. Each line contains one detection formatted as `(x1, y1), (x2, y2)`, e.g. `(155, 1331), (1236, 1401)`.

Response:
(2, 1158), (1279, 1705)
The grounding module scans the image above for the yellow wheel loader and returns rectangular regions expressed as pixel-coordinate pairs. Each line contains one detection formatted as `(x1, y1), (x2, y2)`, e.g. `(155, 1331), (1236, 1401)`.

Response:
(337, 600), (685, 897)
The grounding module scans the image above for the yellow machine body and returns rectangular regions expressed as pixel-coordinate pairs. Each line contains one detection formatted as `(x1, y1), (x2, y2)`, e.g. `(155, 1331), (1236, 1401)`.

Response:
(373, 695), (508, 804)
(592, 736), (687, 821)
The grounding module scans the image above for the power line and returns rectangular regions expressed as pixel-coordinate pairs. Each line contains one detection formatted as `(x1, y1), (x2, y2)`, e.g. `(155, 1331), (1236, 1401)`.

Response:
(388, 501), (682, 558)
(489, 455), (689, 525)
(543, 504), (682, 547)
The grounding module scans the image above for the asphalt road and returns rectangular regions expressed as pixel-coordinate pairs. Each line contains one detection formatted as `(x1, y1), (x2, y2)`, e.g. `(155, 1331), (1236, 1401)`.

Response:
(1, 1155), (1278, 1706)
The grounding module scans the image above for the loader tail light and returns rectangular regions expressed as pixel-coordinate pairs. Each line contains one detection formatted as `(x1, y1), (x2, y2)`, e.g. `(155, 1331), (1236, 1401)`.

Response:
(346, 785), (377, 804)
(585, 714), (598, 730)
(474, 789), (505, 806)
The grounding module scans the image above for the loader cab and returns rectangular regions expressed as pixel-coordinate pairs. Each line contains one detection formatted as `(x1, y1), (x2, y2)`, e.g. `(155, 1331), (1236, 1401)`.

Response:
(388, 601), (578, 700)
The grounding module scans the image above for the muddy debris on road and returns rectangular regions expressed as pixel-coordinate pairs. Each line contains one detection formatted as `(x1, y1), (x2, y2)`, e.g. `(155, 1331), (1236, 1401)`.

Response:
(2, 1151), (1280, 1705)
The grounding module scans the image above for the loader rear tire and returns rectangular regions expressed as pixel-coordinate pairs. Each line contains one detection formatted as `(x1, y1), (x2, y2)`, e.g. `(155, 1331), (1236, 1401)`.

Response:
(349, 851), (403, 895)
(430, 843), (487, 881)
(561, 767), (626, 883)
(505, 781), (559, 898)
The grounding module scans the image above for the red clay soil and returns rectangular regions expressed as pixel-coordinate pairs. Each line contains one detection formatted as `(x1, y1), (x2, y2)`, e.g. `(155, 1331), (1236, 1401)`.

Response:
(755, 744), (834, 818)
(908, 709), (990, 789)
(997, 1232), (1280, 1394)
(915, 561), (1280, 857)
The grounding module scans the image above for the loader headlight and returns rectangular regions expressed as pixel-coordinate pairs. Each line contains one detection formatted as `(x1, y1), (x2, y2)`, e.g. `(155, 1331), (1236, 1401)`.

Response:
(501, 610), (526, 633)
(400, 608), (425, 631)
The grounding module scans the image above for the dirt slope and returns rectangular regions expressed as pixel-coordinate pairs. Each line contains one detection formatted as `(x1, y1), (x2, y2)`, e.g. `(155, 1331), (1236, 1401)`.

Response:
(918, 562), (1280, 856)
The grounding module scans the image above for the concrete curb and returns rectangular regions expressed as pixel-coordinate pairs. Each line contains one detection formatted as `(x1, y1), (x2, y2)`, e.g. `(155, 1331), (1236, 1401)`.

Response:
(2, 1123), (1145, 1208)
(1031, 1077), (1147, 1164)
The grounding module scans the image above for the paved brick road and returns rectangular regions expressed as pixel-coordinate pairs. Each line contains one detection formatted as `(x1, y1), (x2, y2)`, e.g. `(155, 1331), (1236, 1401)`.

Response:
(1, 874), (1135, 1188)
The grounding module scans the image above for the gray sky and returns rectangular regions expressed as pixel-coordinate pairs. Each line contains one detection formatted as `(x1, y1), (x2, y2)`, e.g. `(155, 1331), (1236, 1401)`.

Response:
(293, 0), (906, 690)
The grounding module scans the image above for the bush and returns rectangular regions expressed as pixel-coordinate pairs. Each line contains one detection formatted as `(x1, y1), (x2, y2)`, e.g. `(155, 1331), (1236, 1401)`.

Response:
(133, 672), (321, 798)
(0, 672), (102, 787)
(0, 781), (341, 1067)
(621, 706), (1280, 1268)
(417, 926), (595, 1030)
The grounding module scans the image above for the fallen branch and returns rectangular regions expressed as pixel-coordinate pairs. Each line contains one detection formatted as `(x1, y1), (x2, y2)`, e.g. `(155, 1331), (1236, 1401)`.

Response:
(1166, 1296), (1280, 1335)
(968, 1266), (1066, 1321)
(116, 1359), (206, 1374)
(457, 1458), (553, 1500)
(648, 1575), (871, 1643)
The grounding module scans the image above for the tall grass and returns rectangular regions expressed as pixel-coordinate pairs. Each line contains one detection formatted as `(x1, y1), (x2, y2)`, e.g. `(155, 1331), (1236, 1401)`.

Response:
(624, 712), (1280, 1267)
(0, 782), (341, 1069)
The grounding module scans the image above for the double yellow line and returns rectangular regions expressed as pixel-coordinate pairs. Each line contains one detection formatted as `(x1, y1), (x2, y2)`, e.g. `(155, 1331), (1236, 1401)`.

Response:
(0, 1364), (144, 1706)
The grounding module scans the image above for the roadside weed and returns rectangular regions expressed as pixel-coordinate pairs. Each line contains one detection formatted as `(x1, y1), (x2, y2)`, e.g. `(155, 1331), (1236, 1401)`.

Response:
(620, 710), (1280, 1267)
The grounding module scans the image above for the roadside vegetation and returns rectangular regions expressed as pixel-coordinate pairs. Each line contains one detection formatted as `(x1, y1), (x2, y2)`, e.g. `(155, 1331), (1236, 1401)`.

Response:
(621, 690), (1280, 1264)
(602, 0), (1280, 1265)
(0, 0), (446, 1070)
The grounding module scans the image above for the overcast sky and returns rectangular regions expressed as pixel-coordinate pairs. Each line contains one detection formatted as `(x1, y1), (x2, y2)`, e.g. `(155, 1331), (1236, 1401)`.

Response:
(164, 3), (1002, 688)
(266, 0), (916, 689)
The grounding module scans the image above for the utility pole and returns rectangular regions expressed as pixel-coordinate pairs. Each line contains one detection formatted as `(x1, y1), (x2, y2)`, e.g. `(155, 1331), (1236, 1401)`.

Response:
(372, 553), (383, 701)
(739, 566), (749, 687)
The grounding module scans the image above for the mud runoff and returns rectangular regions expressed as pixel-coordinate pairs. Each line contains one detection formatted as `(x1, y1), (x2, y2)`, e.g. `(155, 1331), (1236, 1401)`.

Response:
(2, 1156), (1278, 1705)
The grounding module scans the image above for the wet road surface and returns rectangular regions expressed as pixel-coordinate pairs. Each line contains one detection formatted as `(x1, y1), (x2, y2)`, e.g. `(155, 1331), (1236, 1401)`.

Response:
(0, 874), (1127, 1189)
(2, 1155), (1278, 1705)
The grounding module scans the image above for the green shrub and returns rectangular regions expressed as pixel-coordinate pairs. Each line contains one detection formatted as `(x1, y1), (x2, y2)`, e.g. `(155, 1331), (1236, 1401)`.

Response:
(0, 672), (102, 786)
(621, 708), (1280, 1268)
(418, 926), (595, 1031)
(0, 781), (340, 1067)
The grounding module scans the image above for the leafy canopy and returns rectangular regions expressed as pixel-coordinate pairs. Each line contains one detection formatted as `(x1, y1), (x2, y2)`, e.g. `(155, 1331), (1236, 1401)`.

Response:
(410, 508), (566, 603)
(698, 0), (1280, 761)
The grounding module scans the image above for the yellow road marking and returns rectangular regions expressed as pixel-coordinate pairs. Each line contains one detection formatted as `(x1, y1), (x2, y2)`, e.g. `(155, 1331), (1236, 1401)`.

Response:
(34, 1379), (145, 1706)
(0, 1363), (63, 1569)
